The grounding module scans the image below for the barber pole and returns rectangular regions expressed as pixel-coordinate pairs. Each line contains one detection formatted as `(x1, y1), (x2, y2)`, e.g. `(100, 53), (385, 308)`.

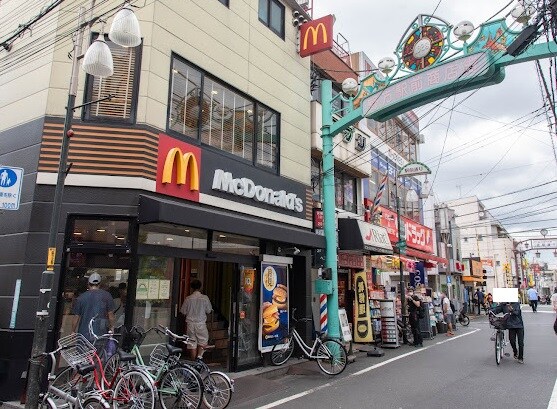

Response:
(319, 293), (328, 333)
(370, 172), (388, 217)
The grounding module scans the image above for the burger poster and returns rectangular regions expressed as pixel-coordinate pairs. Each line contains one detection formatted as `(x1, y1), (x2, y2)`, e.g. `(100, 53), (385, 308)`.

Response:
(259, 262), (289, 352)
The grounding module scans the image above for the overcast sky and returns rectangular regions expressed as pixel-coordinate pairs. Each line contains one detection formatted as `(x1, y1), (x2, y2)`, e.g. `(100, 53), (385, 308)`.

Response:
(312, 0), (557, 264)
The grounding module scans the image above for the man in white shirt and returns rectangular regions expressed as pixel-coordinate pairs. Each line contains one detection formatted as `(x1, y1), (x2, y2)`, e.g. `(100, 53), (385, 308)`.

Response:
(180, 279), (213, 359)
(441, 292), (454, 336)
(527, 286), (539, 313)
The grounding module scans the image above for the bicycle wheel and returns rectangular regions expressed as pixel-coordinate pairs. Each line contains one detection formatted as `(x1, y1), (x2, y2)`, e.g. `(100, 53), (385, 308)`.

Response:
(315, 339), (347, 376)
(82, 395), (111, 409)
(270, 337), (294, 366)
(495, 331), (501, 365)
(202, 371), (233, 409)
(48, 366), (92, 408)
(499, 332), (505, 360)
(159, 366), (203, 409)
(113, 370), (155, 409)
(460, 315), (470, 326)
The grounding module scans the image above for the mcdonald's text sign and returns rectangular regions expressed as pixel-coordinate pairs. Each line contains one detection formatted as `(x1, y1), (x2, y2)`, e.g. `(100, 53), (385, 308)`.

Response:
(299, 15), (334, 58)
(156, 133), (201, 202)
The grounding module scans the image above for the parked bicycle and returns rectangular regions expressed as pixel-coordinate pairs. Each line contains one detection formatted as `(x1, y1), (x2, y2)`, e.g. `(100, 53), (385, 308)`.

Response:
(160, 326), (235, 409)
(105, 325), (204, 409)
(39, 332), (155, 409)
(270, 309), (347, 375)
(457, 308), (470, 326)
(488, 310), (511, 365)
(35, 339), (109, 409)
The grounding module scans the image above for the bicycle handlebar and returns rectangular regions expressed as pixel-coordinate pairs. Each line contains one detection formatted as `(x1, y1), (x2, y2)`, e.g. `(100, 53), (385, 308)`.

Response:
(157, 325), (192, 344)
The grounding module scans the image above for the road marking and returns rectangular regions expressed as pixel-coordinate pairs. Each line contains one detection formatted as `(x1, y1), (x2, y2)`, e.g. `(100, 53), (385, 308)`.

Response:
(523, 310), (554, 314)
(256, 329), (480, 408)
(547, 378), (557, 408)
(435, 328), (481, 345)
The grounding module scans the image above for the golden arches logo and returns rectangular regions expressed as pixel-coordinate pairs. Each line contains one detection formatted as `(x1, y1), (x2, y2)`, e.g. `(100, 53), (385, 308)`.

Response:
(161, 147), (199, 191)
(303, 23), (328, 50)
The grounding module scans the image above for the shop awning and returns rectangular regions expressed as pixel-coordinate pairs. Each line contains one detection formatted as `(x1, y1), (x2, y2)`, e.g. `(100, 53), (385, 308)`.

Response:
(462, 276), (483, 282)
(404, 247), (448, 265)
(338, 218), (393, 254)
(138, 195), (326, 248)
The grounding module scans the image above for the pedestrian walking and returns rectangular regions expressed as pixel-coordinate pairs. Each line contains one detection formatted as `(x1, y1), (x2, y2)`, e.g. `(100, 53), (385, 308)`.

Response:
(72, 271), (115, 342)
(474, 288), (485, 315)
(441, 292), (454, 336)
(551, 288), (557, 334)
(406, 287), (423, 347)
(491, 302), (524, 364)
(180, 279), (213, 360)
(527, 286), (539, 312)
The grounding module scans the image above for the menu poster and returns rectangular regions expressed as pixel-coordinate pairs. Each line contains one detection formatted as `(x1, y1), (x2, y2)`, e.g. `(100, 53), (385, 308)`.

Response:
(338, 308), (352, 342)
(158, 280), (171, 299)
(353, 271), (373, 343)
(259, 262), (289, 353)
(136, 279), (149, 300)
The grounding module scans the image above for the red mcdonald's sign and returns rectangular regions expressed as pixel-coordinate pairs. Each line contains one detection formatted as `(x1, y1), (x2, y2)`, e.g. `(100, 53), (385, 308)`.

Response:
(299, 15), (334, 58)
(156, 133), (201, 202)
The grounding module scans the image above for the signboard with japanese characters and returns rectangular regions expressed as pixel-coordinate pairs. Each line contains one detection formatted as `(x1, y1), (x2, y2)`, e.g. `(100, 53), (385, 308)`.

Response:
(0, 166), (23, 210)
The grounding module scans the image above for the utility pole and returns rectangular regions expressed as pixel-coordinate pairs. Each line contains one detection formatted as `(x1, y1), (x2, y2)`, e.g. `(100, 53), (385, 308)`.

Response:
(25, 8), (85, 409)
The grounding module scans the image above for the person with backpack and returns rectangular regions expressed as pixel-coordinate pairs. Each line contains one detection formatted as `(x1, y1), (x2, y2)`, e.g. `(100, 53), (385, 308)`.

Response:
(441, 292), (455, 336)
(406, 286), (423, 347)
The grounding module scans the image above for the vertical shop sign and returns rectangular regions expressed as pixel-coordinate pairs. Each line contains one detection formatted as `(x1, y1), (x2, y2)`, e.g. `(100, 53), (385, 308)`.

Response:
(409, 262), (426, 288)
(353, 271), (373, 343)
(259, 262), (289, 352)
(243, 268), (255, 295)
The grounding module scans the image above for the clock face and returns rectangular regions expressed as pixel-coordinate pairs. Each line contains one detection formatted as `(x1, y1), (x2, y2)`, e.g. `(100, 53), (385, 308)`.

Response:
(402, 25), (444, 71)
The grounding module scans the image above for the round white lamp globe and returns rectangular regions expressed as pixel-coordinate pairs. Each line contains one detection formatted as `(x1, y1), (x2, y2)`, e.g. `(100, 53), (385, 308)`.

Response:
(341, 78), (359, 97)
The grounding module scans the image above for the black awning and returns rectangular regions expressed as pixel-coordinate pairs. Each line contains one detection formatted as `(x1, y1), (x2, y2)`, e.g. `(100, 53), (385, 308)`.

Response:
(338, 218), (393, 255)
(138, 194), (325, 249)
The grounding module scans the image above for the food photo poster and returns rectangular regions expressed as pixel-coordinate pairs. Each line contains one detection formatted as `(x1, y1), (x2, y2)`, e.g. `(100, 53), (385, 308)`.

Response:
(259, 262), (289, 353)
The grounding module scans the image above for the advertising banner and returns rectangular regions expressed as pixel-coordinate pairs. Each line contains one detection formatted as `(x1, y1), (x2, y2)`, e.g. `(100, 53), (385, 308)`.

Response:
(353, 271), (373, 343)
(378, 205), (434, 253)
(409, 261), (426, 288)
(259, 262), (289, 353)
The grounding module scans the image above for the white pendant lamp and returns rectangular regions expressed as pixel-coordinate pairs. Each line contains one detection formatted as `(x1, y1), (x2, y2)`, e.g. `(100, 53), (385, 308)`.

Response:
(82, 34), (114, 77)
(109, 5), (142, 47)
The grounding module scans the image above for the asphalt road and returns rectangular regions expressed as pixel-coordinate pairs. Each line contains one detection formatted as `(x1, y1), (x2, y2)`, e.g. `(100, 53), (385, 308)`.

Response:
(229, 304), (557, 409)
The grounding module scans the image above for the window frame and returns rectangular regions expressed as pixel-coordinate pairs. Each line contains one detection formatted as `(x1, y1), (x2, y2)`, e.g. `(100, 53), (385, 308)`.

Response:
(82, 33), (143, 124)
(258, 0), (285, 39)
(166, 53), (281, 174)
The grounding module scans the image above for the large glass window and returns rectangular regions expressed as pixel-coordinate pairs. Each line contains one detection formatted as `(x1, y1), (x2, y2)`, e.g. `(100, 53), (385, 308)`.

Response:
(258, 0), (285, 38)
(169, 56), (279, 171)
(139, 223), (208, 250)
(83, 34), (141, 123)
(212, 232), (259, 256)
(334, 171), (358, 213)
(71, 219), (130, 246)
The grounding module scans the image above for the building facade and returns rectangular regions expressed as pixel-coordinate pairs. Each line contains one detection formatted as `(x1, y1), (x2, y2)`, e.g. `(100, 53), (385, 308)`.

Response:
(0, 0), (324, 399)
(446, 197), (516, 294)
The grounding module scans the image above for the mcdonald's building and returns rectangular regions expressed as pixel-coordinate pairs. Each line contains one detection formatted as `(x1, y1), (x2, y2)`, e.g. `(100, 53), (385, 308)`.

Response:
(0, 0), (322, 399)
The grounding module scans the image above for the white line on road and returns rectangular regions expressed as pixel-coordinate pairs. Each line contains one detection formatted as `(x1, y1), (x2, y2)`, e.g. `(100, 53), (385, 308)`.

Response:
(256, 329), (480, 409)
(548, 378), (557, 408)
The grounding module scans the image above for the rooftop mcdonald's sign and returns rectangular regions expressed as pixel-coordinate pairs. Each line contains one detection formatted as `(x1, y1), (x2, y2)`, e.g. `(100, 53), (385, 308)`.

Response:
(299, 14), (334, 58)
(156, 133), (201, 202)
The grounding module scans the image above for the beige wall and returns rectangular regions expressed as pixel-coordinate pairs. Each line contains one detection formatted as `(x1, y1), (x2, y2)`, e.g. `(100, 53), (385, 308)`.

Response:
(2, 0), (312, 185)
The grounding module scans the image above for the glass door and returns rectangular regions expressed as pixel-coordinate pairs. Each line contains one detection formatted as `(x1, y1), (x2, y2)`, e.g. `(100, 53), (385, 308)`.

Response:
(133, 256), (175, 353)
(234, 264), (261, 369)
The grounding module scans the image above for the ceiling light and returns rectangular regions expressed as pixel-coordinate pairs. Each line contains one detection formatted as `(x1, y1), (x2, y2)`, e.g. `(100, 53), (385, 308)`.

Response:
(96, 229), (106, 232)
(219, 234), (226, 238)
(184, 229), (190, 232)
(212, 90), (218, 95)
(73, 232), (82, 236)
(166, 237), (174, 241)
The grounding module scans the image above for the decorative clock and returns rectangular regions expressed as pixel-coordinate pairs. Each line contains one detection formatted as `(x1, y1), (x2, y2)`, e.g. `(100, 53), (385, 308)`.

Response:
(402, 25), (444, 71)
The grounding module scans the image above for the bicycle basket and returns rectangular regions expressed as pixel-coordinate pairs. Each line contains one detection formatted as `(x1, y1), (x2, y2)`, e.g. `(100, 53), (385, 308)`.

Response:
(120, 326), (146, 352)
(149, 344), (174, 370)
(489, 314), (507, 330)
(57, 333), (96, 367)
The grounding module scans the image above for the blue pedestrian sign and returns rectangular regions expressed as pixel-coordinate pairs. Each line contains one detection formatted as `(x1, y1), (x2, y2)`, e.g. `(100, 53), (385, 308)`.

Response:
(0, 166), (23, 210)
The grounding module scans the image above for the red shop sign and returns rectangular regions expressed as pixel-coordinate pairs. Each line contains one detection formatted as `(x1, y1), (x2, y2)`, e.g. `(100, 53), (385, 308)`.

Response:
(378, 205), (433, 253)
(338, 252), (365, 269)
